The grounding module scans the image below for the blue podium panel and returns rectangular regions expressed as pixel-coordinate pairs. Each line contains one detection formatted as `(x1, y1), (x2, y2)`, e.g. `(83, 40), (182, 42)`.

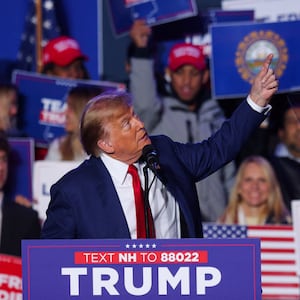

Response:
(22, 238), (261, 300)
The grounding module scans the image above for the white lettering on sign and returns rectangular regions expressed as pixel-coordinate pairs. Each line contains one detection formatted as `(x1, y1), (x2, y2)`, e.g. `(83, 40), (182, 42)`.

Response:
(39, 98), (66, 126)
(60, 266), (222, 296)
(61, 268), (87, 296)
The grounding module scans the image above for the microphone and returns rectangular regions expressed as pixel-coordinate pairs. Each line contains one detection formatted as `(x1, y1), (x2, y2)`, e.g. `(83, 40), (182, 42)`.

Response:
(142, 144), (160, 174)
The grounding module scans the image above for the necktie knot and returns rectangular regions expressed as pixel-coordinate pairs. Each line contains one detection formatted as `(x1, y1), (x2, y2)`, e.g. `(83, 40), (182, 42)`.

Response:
(128, 164), (138, 177)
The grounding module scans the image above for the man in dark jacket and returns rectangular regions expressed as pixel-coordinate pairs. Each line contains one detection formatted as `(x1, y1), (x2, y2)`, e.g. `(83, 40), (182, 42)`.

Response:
(270, 99), (300, 211)
(0, 132), (41, 256)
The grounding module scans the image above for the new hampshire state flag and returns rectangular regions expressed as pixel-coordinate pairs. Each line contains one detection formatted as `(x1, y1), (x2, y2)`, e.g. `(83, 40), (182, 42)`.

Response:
(210, 20), (300, 99)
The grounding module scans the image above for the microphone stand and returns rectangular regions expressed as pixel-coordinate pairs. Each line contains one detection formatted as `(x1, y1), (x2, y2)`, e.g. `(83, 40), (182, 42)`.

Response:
(143, 166), (151, 238)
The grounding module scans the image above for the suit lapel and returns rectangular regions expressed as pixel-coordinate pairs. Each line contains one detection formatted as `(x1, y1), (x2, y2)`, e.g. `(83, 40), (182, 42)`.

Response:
(90, 156), (131, 237)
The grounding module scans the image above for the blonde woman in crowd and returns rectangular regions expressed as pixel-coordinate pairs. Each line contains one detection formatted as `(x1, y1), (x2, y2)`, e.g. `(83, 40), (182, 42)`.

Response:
(45, 86), (102, 161)
(219, 155), (292, 225)
(0, 83), (22, 137)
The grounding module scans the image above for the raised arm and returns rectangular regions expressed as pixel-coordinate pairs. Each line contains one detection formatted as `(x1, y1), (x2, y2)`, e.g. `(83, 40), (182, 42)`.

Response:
(129, 20), (162, 131)
(129, 19), (152, 48)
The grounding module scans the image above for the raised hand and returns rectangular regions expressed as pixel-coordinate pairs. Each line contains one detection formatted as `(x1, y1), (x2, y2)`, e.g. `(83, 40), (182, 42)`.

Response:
(129, 19), (152, 48)
(250, 54), (278, 107)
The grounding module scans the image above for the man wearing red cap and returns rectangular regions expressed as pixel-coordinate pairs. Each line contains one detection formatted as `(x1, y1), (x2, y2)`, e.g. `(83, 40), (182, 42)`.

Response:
(41, 36), (89, 79)
(128, 20), (235, 222)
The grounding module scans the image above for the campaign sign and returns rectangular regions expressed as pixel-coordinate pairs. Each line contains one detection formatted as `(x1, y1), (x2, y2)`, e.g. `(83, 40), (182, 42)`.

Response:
(0, 254), (22, 299)
(108, 0), (197, 36)
(211, 20), (300, 99)
(22, 238), (261, 300)
(33, 160), (80, 222)
(6, 138), (34, 200)
(12, 70), (125, 147)
(208, 9), (254, 23)
(222, 0), (300, 23)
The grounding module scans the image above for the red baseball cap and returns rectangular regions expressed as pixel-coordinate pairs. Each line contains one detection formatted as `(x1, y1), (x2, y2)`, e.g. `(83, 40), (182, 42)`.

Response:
(42, 36), (88, 67)
(168, 43), (206, 71)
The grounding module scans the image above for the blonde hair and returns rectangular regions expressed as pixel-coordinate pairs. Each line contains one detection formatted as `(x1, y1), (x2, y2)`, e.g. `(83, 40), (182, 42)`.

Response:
(0, 84), (18, 131)
(80, 90), (132, 156)
(59, 86), (102, 160)
(220, 156), (291, 225)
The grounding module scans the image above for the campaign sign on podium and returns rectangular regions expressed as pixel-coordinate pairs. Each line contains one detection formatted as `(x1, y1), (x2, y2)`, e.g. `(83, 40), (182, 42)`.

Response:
(22, 238), (261, 300)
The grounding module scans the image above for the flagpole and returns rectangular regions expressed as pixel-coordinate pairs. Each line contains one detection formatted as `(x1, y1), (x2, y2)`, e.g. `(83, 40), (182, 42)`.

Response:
(35, 0), (43, 72)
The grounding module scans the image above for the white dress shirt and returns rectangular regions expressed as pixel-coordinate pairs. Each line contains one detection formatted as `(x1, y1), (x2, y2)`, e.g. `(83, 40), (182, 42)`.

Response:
(100, 153), (181, 239)
(246, 95), (272, 115)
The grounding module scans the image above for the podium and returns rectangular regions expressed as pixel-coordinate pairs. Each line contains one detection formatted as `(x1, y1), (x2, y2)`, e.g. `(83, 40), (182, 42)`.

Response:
(22, 238), (261, 300)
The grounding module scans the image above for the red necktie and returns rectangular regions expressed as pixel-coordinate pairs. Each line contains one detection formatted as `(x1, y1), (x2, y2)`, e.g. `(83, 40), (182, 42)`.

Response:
(128, 165), (155, 238)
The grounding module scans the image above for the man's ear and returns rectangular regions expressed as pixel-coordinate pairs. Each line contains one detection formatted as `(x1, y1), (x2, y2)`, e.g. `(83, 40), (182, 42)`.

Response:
(202, 69), (210, 85)
(97, 139), (114, 154)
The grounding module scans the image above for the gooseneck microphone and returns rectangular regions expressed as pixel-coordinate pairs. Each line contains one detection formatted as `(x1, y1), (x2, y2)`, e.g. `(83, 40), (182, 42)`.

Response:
(142, 144), (159, 238)
(142, 144), (160, 174)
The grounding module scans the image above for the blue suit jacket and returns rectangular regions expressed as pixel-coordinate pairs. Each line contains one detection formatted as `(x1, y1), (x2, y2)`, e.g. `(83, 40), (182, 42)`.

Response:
(41, 100), (267, 239)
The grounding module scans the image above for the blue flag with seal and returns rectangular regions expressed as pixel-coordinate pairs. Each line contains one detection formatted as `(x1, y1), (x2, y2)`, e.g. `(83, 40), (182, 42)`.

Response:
(210, 20), (300, 99)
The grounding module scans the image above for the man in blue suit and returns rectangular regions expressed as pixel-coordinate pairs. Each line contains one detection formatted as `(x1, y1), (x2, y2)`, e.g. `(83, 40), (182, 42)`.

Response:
(41, 54), (278, 239)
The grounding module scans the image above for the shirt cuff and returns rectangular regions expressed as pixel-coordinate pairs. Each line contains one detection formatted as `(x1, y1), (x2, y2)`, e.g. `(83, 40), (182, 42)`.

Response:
(246, 95), (272, 115)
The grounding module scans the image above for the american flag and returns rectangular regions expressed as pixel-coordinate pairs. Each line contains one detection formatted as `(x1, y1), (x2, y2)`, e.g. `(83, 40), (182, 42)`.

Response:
(203, 223), (300, 300)
(17, 0), (61, 71)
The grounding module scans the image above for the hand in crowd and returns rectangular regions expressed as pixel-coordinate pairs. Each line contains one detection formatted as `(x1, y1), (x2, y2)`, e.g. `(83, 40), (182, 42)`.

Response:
(15, 194), (33, 208)
(129, 19), (152, 48)
(250, 53), (278, 107)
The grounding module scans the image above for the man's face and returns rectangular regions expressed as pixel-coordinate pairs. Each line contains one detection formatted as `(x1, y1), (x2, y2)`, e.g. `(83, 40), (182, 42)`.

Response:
(279, 107), (300, 158)
(52, 60), (86, 79)
(170, 65), (203, 102)
(101, 105), (151, 164)
(0, 150), (8, 190)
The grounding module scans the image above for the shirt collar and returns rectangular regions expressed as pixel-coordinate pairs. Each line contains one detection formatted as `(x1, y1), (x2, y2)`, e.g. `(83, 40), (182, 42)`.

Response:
(274, 143), (300, 163)
(100, 153), (130, 185)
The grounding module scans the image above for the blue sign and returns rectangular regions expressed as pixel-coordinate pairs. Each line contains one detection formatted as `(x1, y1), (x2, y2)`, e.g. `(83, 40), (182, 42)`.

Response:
(108, 0), (197, 36)
(211, 20), (300, 99)
(22, 238), (261, 300)
(7, 138), (34, 200)
(208, 9), (254, 23)
(12, 70), (124, 147)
